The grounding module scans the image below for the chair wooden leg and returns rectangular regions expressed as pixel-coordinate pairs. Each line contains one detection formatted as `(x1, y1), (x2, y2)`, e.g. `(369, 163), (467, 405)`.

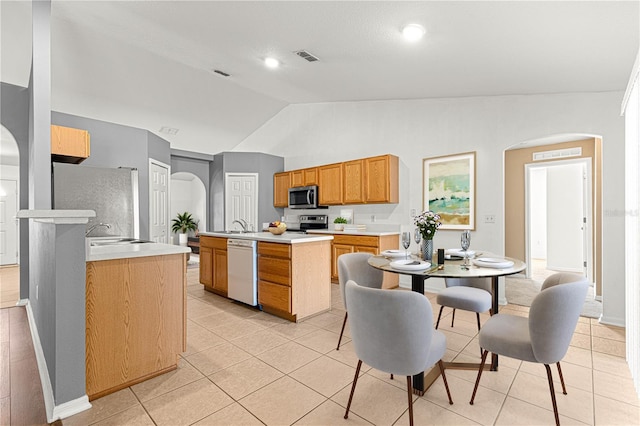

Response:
(451, 308), (456, 327)
(344, 359), (362, 419)
(406, 376), (414, 426)
(470, 349), (489, 404)
(438, 360), (454, 405)
(336, 312), (348, 350)
(545, 364), (561, 426)
(435, 306), (444, 329)
(556, 362), (567, 395)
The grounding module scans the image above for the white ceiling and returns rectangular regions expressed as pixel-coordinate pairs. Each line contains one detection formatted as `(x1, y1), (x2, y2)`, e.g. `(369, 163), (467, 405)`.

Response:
(1, 1), (638, 157)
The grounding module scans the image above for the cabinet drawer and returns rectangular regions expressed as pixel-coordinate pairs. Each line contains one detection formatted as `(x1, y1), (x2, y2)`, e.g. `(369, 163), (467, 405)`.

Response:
(332, 234), (379, 247)
(258, 280), (291, 312)
(200, 236), (227, 250)
(258, 256), (291, 286)
(258, 241), (291, 259)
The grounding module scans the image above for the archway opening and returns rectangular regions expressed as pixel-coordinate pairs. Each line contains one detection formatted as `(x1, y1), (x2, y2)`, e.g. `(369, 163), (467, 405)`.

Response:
(170, 172), (206, 242)
(0, 125), (21, 308)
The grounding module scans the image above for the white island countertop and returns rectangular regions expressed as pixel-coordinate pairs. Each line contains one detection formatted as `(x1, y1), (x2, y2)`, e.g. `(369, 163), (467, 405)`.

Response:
(87, 239), (191, 262)
(306, 229), (400, 237)
(200, 231), (334, 244)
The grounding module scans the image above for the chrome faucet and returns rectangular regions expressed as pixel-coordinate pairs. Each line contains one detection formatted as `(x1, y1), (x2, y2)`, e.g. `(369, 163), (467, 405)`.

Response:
(86, 223), (111, 237)
(231, 219), (248, 232)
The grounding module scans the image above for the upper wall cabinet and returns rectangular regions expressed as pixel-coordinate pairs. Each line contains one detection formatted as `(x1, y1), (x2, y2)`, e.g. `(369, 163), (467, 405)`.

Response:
(364, 154), (399, 203)
(274, 154), (399, 207)
(318, 163), (343, 205)
(291, 167), (318, 187)
(273, 172), (291, 207)
(51, 125), (90, 164)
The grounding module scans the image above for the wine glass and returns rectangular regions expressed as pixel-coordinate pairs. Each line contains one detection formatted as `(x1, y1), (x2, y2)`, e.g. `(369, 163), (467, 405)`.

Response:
(414, 228), (421, 247)
(401, 232), (411, 259)
(460, 230), (471, 270)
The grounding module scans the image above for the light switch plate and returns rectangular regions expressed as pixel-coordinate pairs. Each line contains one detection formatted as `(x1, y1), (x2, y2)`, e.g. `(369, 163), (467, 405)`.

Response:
(484, 214), (496, 223)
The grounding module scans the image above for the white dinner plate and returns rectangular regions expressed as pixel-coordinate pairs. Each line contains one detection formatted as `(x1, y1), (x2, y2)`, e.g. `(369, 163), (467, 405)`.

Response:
(472, 257), (514, 269)
(445, 248), (476, 258)
(381, 249), (408, 258)
(389, 259), (432, 271)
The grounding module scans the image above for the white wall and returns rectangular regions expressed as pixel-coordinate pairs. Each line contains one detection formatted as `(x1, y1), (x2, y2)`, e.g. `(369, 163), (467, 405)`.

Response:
(235, 92), (627, 324)
(170, 176), (206, 240)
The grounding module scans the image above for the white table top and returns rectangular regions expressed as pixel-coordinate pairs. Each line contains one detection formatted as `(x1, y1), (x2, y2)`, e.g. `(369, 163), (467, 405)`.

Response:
(368, 253), (526, 278)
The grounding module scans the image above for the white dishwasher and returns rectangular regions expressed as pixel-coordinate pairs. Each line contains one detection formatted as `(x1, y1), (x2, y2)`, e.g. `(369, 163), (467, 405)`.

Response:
(227, 239), (258, 306)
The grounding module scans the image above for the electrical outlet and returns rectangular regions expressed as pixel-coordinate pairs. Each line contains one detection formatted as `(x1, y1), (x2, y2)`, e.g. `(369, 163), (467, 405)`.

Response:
(484, 214), (496, 223)
(371, 214), (376, 223)
(410, 208), (416, 218)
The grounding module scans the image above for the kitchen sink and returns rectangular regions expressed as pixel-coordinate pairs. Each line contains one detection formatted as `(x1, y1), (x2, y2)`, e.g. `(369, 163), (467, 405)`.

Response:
(89, 238), (151, 246)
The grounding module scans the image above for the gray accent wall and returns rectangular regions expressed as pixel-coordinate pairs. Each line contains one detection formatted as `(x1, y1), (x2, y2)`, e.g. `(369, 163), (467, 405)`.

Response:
(1, 82), (31, 299)
(51, 112), (171, 240)
(211, 152), (284, 230)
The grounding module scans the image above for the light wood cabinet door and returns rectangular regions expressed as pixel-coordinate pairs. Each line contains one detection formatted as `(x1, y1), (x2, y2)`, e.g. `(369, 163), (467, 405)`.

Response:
(332, 244), (355, 280)
(303, 167), (318, 186)
(318, 163), (343, 205)
(343, 159), (364, 204)
(364, 155), (399, 203)
(213, 249), (228, 295)
(51, 124), (90, 163)
(199, 246), (213, 289)
(291, 170), (304, 187)
(274, 172), (291, 207)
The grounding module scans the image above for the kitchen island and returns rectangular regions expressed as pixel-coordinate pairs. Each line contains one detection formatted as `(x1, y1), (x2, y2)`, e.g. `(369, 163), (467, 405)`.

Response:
(306, 229), (400, 288)
(85, 239), (190, 400)
(199, 231), (333, 322)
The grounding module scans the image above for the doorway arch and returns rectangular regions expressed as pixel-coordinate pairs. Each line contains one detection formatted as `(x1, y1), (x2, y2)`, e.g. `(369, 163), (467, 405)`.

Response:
(504, 133), (602, 299)
(0, 125), (21, 307)
(170, 172), (206, 243)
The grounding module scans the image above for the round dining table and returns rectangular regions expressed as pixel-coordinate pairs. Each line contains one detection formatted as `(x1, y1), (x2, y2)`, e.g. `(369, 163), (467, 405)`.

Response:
(367, 252), (526, 395)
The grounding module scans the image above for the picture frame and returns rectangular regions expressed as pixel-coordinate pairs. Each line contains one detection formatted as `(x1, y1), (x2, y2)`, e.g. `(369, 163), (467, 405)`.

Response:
(422, 151), (476, 230)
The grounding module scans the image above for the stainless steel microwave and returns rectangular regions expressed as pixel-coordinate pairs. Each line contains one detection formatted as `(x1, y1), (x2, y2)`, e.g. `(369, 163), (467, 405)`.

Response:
(288, 185), (318, 209)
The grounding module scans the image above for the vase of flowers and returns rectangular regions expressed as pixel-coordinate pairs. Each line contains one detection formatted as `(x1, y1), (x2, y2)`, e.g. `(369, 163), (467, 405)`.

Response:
(413, 210), (441, 261)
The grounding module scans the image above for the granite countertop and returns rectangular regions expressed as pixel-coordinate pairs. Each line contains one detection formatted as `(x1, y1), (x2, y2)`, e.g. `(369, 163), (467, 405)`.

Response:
(200, 231), (334, 244)
(306, 229), (400, 237)
(87, 238), (191, 261)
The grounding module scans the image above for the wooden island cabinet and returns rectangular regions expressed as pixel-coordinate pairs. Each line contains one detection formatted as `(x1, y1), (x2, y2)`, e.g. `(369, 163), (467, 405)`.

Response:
(199, 236), (228, 296)
(85, 252), (187, 400)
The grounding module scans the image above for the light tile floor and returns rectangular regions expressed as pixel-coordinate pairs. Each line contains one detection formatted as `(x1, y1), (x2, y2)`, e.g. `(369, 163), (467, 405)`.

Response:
(64, 269), (640, 425)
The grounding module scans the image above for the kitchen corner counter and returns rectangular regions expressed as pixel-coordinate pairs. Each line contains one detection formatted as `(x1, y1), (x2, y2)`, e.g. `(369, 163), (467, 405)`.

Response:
(87, 240), (191, 261)
(306, 229), (400, 237)
(199, 231), (334, 244)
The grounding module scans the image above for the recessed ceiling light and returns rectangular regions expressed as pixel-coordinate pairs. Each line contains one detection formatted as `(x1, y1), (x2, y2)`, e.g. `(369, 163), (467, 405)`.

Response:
(264, 57), (280, 68)
(402, 24), (425, 42)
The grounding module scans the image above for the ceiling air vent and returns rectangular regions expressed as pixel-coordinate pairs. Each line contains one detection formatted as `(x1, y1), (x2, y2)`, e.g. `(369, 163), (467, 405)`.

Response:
(294, 50), (320, 62)
(159, 126), (179, 135)
(213, 69), (231, 77)
(532, 147), (582, 161)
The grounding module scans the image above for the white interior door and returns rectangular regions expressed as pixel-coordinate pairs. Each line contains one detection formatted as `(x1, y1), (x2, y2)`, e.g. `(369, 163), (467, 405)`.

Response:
(225, 173), (258, 232)
(0, 179), (18, 265)
(149, 160), (170, 243)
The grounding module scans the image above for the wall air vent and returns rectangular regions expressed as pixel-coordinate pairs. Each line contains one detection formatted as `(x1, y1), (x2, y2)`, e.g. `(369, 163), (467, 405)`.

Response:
(213, 69), (231, 77)
(294, 50), (320, 62)
(532, 147), (582, 161)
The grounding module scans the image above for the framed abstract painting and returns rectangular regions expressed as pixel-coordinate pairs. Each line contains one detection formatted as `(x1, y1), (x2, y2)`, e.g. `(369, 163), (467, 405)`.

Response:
(422, 151), (476, 230)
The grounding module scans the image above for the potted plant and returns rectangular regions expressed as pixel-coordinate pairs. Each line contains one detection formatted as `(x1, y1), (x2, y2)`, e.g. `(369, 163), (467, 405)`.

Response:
(172, 212), (198, 246)
(333, 216), (348, 231)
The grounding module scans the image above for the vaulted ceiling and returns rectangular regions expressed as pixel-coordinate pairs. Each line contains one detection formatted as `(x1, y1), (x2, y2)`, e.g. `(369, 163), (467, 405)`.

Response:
(1, 1), (638, 156)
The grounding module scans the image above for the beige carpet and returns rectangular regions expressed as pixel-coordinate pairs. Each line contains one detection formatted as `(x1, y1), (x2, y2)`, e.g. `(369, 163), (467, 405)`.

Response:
(505, 275), (602, 319)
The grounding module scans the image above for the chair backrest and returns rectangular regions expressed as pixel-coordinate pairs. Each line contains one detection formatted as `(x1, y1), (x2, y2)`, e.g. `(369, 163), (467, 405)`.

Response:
(444, 277), (492, 293)
(338, 252), (384, 310)
(345, 280), (434, 376)
(529, 273), (589, 364)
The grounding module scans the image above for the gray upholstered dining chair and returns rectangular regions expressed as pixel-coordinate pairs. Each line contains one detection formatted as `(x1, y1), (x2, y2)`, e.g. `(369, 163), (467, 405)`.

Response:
(436, 278), (492, 356)
(343, 280), (453, 426)
(469, 273), (589, 426)
(336, 252), (384, 350)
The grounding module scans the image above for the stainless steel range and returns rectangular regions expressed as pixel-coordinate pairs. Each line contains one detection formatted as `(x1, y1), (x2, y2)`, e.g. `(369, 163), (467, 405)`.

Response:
(299, 215), (328, 232)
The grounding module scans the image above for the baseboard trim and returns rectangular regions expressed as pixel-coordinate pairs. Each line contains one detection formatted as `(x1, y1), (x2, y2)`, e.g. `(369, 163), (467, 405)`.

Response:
(25, 301), (91, 422)
(16, 298), (28, 306)
(598, 313), (625, 327)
